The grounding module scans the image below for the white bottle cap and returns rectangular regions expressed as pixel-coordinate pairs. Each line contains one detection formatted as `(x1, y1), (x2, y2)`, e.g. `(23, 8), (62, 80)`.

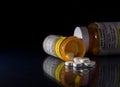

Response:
(73, 27), (83, 39)
(73, 26), (89, 51)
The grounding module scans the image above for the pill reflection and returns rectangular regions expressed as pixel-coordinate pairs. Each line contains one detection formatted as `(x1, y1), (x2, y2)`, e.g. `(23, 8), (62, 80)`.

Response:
(43, 56), (95, 87)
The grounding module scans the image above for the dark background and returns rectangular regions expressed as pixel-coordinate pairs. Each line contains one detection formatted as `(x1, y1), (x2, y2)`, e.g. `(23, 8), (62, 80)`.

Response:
(1, 5), (120, 51)
(0, 2), (120, 87)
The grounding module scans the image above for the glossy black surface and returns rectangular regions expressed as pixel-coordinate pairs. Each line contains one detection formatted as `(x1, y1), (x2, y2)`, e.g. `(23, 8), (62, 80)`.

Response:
(42, 55), (120, 87)
(1, 49), (120, 87)
(0, 49), (61, 87)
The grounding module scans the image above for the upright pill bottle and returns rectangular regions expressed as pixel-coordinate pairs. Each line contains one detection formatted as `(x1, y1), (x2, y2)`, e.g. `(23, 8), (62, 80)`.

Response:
(74, 22), (120, 55)
(43, 35), (86, 61)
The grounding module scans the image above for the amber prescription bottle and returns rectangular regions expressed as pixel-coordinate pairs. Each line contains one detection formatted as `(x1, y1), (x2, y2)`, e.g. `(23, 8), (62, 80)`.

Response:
(74, 22), (120, 55)
(43, 35), (86, 61)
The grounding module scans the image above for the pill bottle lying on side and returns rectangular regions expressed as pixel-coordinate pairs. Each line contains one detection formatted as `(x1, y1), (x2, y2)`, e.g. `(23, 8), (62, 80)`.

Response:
(43, 35), (86, 61)
(74, 22), (120, 55)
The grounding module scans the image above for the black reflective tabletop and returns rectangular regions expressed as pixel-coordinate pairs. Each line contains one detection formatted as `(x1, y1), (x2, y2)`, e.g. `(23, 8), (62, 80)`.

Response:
(0, 49), (61, 87)
(0, 48), (120, 87)
(42, 55), (120, 87)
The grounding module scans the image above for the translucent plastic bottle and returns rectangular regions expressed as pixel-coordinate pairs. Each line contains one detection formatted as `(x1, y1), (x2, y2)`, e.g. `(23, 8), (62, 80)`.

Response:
(74, 22), (120, 55)
(43, 35), (86, 61)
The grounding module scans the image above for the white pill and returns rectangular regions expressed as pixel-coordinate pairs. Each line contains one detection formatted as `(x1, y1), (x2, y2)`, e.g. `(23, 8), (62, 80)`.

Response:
(74, 57), (90, 63)
(67, 53), (74, 59)
(74, 57), (85, 63)
(73, 57), (81, 63)
(84, 61), (95, 67)
(73, 62), (83, 67)
(79, 59), (84, 63)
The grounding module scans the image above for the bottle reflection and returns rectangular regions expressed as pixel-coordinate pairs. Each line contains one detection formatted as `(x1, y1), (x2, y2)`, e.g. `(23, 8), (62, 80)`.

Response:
(43, 56), (95, 87)
(89, 56), (120, 87)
